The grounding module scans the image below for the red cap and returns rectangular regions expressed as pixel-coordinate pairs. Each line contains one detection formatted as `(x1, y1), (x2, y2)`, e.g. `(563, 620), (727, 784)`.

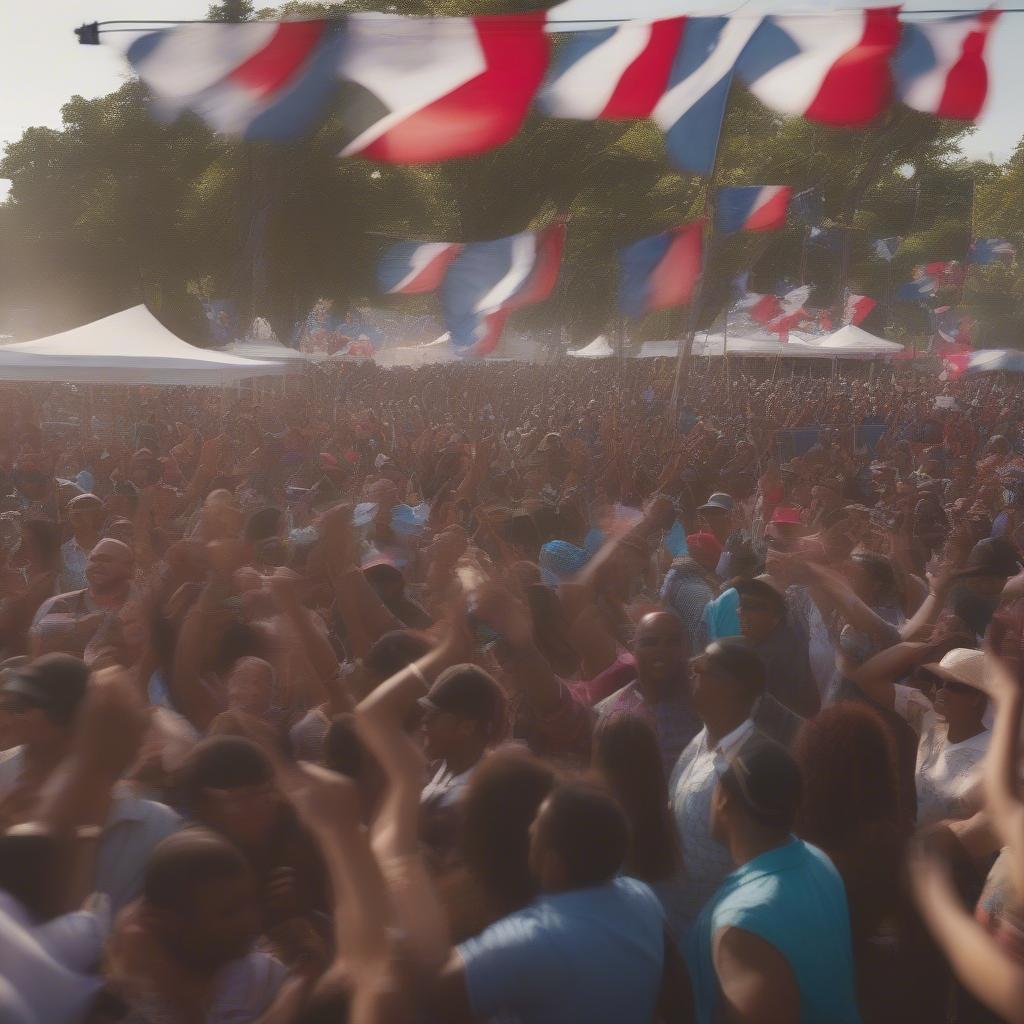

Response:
(770, 506), (803, 526)
(686, 532), (723, 571)
(318, 452), (339, 469)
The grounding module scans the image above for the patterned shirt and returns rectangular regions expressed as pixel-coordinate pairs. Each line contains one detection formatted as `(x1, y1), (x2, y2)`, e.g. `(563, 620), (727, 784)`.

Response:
(660, 561), (716, 653)
(670, 720), (756, 929)
(596, 680), (701, 777)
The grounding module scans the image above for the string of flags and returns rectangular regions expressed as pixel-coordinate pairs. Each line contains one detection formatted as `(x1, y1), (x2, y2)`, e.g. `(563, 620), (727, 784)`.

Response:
(82, 8), (1000, 173)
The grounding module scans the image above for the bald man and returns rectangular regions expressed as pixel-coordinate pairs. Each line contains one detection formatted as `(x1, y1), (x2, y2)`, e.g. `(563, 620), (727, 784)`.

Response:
(596, 612), (701, 774)
(30, 539), (135, 657)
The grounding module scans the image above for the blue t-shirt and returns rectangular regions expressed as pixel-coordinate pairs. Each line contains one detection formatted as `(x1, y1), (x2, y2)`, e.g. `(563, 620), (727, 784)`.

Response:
(687, 839), (861, 1024)
(703, 587), (741, 642)
(458, 876), (665, 1024)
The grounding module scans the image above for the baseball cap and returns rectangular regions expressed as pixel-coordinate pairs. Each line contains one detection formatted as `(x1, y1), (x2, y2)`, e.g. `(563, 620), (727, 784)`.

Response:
(1, 655), (90, 726)
(418, 664), (505, 727)
(698, 492), (734, 514)
(735, 578), (787, 619)
(769, 505), (802, 526)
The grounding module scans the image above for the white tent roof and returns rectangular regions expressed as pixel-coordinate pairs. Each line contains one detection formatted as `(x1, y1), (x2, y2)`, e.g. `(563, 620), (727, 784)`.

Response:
(568, 336), (614, 359)
(0, 306), (287, 385)
(226, 338), (314, 363)
(636, 340), (679, 359)
(813, 324), (903, 353)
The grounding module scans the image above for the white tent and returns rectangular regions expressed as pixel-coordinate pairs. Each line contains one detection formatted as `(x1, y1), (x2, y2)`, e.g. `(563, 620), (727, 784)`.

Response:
(568, 336), (614, 359)
(813, 324), (903, 353)
(636, 340), (679, 359)
(0, 306), (287, 385)
(226, 338), (314, 364)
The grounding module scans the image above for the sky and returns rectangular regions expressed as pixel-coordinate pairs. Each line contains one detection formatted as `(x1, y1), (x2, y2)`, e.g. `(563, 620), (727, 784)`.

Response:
(2, 0), (1023, 204)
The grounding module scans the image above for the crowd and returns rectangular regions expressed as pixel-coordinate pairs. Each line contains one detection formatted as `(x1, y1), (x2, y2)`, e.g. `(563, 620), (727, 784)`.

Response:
(2, 355), (1024, 1023)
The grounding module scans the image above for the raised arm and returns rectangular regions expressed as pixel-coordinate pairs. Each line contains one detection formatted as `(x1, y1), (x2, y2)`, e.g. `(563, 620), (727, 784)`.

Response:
(847, 640), (933, 709)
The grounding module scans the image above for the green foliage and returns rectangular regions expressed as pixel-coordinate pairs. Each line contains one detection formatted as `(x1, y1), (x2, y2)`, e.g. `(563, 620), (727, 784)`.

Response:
(0, 7), (1021, 349)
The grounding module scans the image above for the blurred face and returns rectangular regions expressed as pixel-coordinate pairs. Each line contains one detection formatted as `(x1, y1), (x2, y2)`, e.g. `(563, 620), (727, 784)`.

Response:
(195, 781), (281, 849)
(225, 658), (274, 716)
(633, 614), (686, 690)
(85, 540), (133, 594)
(420, 705), (469, 762)
(699, 508), (731, 542)
(0, 694), (61, 750)
(931, 675), (986, 727)
(159, 871), (260, 969)
(738, 597), (780, 645)
(68, 496), (103, 535)
(689, 652), (733, 722)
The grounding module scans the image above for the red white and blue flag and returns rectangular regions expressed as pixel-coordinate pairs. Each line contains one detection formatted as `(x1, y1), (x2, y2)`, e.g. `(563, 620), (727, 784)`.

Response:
(540, 16), (758, 175)
(618, 222), (703, 318)
(893, 11), (999, 121)
(125, 21), (346, 140)
(378, 242), (463, 294)
(716, 186), (792, 234)
(335, 14), (548, 162)
(844, 293), (876, 326)
(124, 15), (549, 161)
(969, 237), (1016, 265)
(441, 221), (565, 354)
(539, 18), (684, 121)
(736, 8), (899, 125)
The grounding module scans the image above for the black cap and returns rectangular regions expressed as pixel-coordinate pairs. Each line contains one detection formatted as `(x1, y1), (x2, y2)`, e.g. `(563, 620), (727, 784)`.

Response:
(722, 740), (802, 831)
(956, 537), (1021, 581)
(734, 578), (787, 619)
(1, 655), (89, 726)
(418, 664), (505, 726)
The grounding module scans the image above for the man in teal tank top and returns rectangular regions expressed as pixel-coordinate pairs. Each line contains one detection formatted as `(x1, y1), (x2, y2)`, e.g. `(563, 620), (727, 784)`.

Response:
(687, 741), (862, 1023)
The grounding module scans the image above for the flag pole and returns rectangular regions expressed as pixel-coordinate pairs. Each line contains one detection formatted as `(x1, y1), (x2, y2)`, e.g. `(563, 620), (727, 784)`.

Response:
(669, 181), (721, 426)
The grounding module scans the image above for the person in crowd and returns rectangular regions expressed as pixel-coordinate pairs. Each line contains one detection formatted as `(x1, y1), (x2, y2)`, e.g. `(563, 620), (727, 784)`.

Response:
(30, 540), (135, 658)
(591, 713), (687, 937)
(660, 533), (721, 652)
(60, 494), (105, 593)
(596, 610), (700, 774)
(687, 742), (861, 1023)
(434, 781), (668, 1024)
(734, 578), (820, 718)
(850, 643), (991, 826)
(0, 655), (181, 912)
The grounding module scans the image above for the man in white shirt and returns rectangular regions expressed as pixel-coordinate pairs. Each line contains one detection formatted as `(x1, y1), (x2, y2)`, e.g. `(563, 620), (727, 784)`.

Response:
(670, 638), (779, 929)
(59, 493), (104, 593)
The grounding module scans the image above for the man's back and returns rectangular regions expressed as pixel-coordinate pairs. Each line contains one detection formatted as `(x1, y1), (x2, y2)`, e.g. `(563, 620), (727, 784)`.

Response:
(457, 876), (665, 1024)
(689, 839), (861, 1024)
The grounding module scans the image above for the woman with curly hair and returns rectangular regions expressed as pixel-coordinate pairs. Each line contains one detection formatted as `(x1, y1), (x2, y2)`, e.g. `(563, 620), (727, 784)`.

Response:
(796, 701), (911, 1022)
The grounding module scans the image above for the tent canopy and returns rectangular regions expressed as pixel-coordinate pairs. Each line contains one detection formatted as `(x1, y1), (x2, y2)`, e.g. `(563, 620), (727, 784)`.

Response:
(813, 325), (903, 353)
(568, 336), (614, 359)
(0, 306), (287, 385)
(226, 338), (314, 363)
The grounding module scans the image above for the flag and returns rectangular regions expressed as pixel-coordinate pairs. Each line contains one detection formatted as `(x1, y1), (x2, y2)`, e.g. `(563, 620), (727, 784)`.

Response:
(125, 21), (346, 140)
(335, 14), (549, 162)
(744, 294), (783, 326)
(790, 188), (823, 224)
(924, 260), (966, 288)
(539, 18), (684, 121)
(896, 271), (936, 302)
(969, 238), (1016, 265)
(933, 306), (974, 346)
(716, 186), (792, 234)
(873, 236), (901, 261)
(893, 11), (999, 121)
(843, 293), (876, 326)
(540, 16), (757, 175)
(441, 221), (565, 353)
(124, 15), (549, 161)
(652, 17), (762, 176)
(202, 299), (237, 344)
(618, 222), (704, 318)
(808, 227), (841, 251)
(736, 8), (900, 125)
(377, 241), (462, 294)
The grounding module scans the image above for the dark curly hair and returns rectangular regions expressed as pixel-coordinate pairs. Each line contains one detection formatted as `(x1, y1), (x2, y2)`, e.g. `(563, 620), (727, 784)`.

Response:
(795, 702), (902, 848)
